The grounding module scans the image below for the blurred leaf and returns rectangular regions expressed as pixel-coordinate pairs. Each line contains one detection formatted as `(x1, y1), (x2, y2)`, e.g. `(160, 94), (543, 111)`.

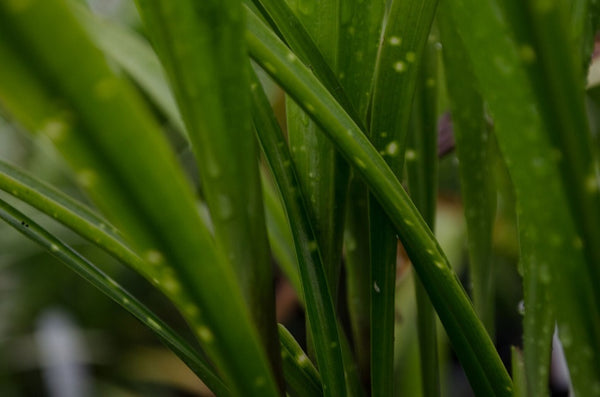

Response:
(0, 1), (279, 395)
(70, 1), (185, 132)
(0, 198), (229, 397)
(445, 0), (600, 395)
(438, 9), (497, 335)
(133, 1), (281, 384)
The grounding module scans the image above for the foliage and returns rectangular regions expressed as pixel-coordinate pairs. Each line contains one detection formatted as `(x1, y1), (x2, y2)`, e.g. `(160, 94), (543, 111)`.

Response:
(0, 0), (599, 396)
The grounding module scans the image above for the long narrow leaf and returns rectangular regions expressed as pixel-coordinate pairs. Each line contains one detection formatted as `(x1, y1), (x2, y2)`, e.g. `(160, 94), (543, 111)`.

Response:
(284, 0), (348, 304)
(246, 1), (361, 125)
(278, 324), (323, 397)
(245, 11), (512, 395)
(71, 5), (301, 297)
(406, 41), (441, 397)
(338, 0), (385, 383)
(438, 9), (497, 335)
(0, 2), (279, 396)
(132, 1), (281, 383)
(250, 69), (347, 397)
(439, 5), (554, 395)
(368, 1), (439, 395)
(445, 0), (600, 395)
(0, 198), (229, 397)
(70, 1), (185, 133)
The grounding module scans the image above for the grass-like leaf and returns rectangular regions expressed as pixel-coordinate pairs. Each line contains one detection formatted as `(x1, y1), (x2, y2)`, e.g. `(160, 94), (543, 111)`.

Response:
(261, 169), (303, 296)
(72, 5), (301, 299)
(246, 1), (361, 125)
(511, 347), (527, 397)
(70, 1), (185, 133)
(438, 8), (497, 335)
(406, 40), (441, 397)
(245, 10), (512, 395)
(445, 0), (600, 395)
(278, 324), (323, 397)
(132, 1), (281, 384)
(368, 1), (439, 395)
(284, 0), (348, 303)
(0, 2), (279, 395)
(0, 198), (229, 397)
(250, 69), (347, 397)
(338, 0), (385, 383)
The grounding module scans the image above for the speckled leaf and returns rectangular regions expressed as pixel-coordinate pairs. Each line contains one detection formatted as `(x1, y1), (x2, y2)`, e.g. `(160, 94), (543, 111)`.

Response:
(278, 324), (323, 397)
(368, 1), (439, 395)
(246, 15), (512, 395)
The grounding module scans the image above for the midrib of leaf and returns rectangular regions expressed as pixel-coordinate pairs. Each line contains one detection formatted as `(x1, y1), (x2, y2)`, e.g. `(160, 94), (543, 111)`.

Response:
(0, 2), (280, 396)
(250, 69), (347, 397)
(445, 0), (600, 395)
(245, 13), (512, 395)
(132, 1), (282, 386)
(0, 198), (230, 397)
(368, 1), (439, 396)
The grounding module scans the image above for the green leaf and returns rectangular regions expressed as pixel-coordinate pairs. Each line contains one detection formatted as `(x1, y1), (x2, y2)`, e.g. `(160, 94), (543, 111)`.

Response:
(69, 1), (185, 133)
(511, 347), (527, 397)
(284, 0), (348, 302)
(250, 68), (347, 397)
(246, 1), (361, 125)
(438, 8), (497, 335)
(406, 39), (441, 397)
(368, 1), (439, 395)
(0, 2), (279, 395)
(245, 11), (512, 395)
(71, 4), (302, 299)
(337, 0), (385, 383)
(261, 168), (303, 297)
(278, 324), (323, 397)
(0, 197), (229, 397)
(445, 0), (600, 395)
(132, 1), (281, 384)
